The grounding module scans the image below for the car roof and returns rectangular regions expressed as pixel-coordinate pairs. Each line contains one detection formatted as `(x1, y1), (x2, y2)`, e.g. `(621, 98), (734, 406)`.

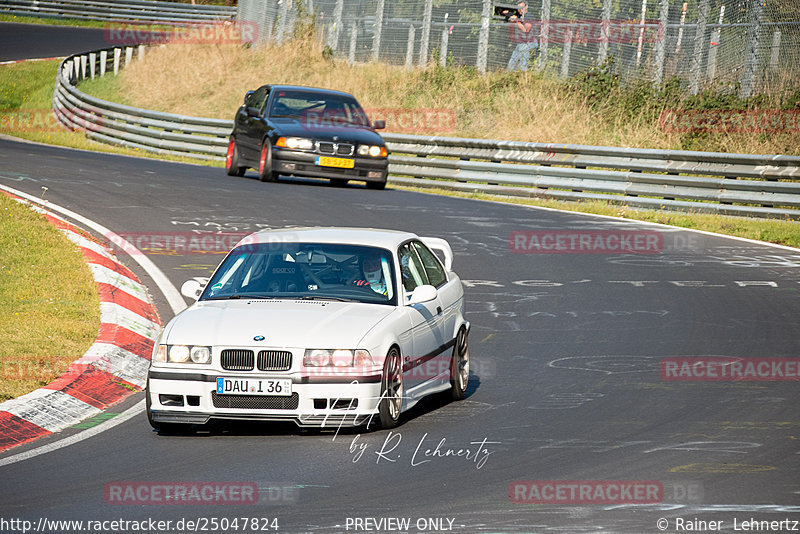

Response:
(236, 227), (419, 249)
(267, 85), (356, 99)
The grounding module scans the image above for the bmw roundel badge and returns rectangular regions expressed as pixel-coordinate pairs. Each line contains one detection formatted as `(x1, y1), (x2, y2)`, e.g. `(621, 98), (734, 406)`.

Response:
(254, 335), (265, 341)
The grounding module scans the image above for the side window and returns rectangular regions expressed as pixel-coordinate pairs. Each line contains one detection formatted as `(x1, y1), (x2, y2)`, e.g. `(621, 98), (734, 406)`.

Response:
(246, 87), (269, 113)
(412, 241), (447, 288)
(398, 243), (429, 293)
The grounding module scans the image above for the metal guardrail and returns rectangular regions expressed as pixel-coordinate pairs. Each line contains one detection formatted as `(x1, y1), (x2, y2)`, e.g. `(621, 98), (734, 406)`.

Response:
(52, 46), (800, 220)
(1, 0), (235, 24)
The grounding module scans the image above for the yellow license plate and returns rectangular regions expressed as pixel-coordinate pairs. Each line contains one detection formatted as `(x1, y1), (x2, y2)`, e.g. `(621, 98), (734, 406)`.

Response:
(316, 156), (355, 169)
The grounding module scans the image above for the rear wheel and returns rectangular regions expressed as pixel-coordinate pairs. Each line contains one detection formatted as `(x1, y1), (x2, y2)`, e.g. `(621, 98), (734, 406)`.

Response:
(225, 137), (245, 177)
(378, 347), (403, 429)
(449, 327), (469, 401)
(366, 180), (386, 190)
(258, 140), (279, 182)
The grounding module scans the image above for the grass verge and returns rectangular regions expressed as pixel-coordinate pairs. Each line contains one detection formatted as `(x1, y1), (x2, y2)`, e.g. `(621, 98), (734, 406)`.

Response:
(0, 14), (109, 28)
(0, 194), (99, 401)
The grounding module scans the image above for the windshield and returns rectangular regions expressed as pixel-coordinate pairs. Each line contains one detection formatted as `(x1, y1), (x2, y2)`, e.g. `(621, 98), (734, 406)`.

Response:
(268, 90), (370, 127)
(201, 242), (396, 305)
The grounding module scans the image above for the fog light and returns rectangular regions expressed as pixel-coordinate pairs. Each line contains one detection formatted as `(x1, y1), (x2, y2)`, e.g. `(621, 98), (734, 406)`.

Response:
(281, 162), (296, 170)
(367, 171), (383, 179)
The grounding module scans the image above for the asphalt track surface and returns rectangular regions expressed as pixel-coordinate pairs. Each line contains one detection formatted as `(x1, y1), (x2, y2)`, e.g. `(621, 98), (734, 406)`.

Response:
(0, 22), (109, 62)
(1, 24), (799, 534)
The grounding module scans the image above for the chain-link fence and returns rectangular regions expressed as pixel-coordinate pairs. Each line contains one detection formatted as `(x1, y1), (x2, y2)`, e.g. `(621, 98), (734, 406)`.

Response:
(237, 0), (799, 97)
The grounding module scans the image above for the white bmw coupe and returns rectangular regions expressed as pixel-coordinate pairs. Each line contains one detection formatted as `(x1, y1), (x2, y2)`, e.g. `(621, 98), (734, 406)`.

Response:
(146, 227), (470, 431)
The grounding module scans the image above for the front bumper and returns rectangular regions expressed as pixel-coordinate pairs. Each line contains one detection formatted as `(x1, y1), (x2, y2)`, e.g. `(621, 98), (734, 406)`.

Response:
(147, 369), (384, 429)
(272, 148), (388, 183)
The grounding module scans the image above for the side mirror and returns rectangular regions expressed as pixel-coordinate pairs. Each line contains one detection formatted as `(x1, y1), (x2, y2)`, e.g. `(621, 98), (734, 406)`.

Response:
(246, 106), (261, 118)
(181, 278), (207, 301)
(244, 90), (254, 104)
(408, 284), (437, 305)
(372, 119), (386, 130)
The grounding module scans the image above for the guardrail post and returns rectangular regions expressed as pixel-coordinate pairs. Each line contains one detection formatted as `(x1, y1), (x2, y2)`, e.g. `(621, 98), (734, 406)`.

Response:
(114, 48), (121, 75)
(440, 16), (449, 68)
(89, 52), (96, 79)
(100, 50), (107, 77)
(560, 26), (573, 78)
(137, 44), (145, 61)
(80, 55), (87, 80)
(689, 0), (709, 95)
(538, 0), (551, 72)
(125, 47), (133, 68)
(372, 0), (385, 61)
(418, 0), (433, 67)
(405, 25), (416, 70)
(477, 0), (491, 73)
(348, 21), (357, 65)
(598, 0), (611, 65)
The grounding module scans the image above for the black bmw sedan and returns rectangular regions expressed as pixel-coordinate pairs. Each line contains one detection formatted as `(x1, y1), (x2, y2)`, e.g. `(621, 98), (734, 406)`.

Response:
(225, 85), (389, 189)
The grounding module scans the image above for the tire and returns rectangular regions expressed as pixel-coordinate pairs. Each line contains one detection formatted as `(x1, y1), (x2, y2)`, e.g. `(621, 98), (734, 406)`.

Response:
(258, 140), (279, 182)
(378, 347), (403, 429)
(449, 327), (469, 401)
(225, 137), (245, 177)
(330, 178), (348, 187)
(366, 180), (386, 190)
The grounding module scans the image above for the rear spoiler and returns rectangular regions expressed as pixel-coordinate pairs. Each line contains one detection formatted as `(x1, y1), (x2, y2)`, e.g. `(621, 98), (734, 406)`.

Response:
(420, 237), (453, 271)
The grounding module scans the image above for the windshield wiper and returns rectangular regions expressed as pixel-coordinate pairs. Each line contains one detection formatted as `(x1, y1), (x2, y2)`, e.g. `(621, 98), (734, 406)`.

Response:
(204, 294), (280, 300)
(299, 295), (359, 303)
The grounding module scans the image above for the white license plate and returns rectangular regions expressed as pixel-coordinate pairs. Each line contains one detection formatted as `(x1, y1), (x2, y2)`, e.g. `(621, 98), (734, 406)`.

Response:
(216, 377), (292, 396)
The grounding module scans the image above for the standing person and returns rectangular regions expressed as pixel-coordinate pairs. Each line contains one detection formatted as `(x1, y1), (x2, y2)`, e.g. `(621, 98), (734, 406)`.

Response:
(507, 1), (538, 71)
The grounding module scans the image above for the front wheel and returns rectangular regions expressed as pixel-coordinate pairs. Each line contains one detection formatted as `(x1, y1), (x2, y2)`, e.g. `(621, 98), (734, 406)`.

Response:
(258, 140), (279, 182)
(378, 347), (403, 429)
(225, 137), (245, 177)
(449, 327), (469, 401)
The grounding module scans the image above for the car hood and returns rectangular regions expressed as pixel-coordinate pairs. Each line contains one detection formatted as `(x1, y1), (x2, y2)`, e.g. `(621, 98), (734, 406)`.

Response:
(270, 118), (385, 145)
(164, 299), (395, 349)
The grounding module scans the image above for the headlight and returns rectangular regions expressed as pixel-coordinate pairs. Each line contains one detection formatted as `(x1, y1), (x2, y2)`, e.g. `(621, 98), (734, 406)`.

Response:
(303, 349), (373, 367)
(276, 137), (314, 150)
(157, 344), (212, 364)
(190, 346), (212, 364)
(358, 145), (387, 157)
(169, 345), (190, 363)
